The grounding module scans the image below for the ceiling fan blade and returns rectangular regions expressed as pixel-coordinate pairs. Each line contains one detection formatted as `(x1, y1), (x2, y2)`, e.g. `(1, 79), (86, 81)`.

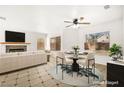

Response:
(65, 24), (74, 28)
(78, 22), (91, 24)
(64, 21), (73, 23)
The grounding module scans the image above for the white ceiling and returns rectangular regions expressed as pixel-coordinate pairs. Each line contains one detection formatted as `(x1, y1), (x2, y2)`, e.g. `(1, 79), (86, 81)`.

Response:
(0, 5), (123, 33)
(74, 6), (123, 25)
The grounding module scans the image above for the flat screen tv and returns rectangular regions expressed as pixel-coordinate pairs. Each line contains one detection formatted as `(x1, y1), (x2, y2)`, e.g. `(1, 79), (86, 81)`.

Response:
(5, 31), (25, 42)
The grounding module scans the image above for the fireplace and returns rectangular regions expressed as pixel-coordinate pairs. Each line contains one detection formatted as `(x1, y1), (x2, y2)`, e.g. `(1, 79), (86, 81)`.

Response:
(6, 45), (27, 53)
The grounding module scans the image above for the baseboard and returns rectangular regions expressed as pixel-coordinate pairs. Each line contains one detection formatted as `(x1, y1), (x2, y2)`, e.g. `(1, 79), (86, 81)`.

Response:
(0, 63), (47, 75)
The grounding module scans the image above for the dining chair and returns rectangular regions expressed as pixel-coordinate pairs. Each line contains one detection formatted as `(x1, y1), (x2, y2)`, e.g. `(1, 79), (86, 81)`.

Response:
(78, 52), (96, 83)
(56, 51), (73, 80)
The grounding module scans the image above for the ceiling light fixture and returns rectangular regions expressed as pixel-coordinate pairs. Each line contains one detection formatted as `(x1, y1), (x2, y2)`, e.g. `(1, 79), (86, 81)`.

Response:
(104, 5), (110, 10)
(73, 24), (79, 29)
(0, 16), (6, 20)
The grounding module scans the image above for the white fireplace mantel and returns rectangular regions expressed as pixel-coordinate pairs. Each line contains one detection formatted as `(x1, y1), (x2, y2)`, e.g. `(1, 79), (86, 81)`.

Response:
(0, 42), (31, 45)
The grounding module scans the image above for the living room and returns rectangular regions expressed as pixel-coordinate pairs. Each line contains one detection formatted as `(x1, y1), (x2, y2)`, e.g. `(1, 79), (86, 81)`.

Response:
(0, 5), (124, 87)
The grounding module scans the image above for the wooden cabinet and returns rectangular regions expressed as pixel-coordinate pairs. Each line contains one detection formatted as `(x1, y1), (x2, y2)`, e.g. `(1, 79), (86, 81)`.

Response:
(107, 62), (124, 87)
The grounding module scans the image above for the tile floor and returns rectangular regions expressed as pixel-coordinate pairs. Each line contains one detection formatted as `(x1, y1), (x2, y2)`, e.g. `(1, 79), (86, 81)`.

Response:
(0, 58), (106, 87)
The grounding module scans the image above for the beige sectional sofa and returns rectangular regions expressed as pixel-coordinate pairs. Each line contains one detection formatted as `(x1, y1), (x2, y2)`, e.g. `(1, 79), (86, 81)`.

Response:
(0, 51), (47, 74)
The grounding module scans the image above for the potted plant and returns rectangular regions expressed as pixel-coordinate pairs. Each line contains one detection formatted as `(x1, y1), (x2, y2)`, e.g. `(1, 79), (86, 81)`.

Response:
(109, 43), (122, 61)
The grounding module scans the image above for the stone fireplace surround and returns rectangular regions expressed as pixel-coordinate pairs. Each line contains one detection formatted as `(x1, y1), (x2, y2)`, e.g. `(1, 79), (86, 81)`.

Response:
(6, 45), (27, 53)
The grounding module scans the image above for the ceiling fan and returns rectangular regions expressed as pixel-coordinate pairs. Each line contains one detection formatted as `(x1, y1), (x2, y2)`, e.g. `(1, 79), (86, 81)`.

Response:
(64, 17), (90, 28)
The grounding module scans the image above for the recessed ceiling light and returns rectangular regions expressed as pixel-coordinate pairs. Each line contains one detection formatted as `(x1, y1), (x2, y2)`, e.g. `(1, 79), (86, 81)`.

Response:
(104, 5), (110, 10)
(0, 16), (6, 20)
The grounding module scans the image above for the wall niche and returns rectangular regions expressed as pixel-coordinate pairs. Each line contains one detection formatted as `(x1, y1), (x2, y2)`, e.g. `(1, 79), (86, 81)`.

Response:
(50, 36), (61, 51)
(37, 38), (45, 50)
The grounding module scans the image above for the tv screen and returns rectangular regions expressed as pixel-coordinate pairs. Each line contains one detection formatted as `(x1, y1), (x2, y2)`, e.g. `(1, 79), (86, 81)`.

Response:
(5, 31), (25, 42)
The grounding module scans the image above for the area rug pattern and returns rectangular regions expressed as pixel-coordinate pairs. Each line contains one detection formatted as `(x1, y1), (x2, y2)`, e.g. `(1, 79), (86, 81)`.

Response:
(48, 66), (104, 87)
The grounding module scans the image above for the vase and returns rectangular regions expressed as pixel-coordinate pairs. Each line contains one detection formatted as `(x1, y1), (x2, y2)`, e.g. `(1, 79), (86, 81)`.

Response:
(112, 57), (118, 61)
(74, 49), (78, 57)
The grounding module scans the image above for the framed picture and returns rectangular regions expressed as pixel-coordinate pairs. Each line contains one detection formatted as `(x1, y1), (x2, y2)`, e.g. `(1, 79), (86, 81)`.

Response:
(84, 31), (110, 55)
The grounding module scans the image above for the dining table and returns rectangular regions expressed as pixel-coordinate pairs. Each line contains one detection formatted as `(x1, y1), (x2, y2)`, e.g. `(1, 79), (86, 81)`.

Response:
(68, 56), (84, 72)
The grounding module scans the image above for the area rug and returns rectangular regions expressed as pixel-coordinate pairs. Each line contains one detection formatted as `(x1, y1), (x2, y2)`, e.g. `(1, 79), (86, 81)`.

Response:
(48, 66), (104, 87)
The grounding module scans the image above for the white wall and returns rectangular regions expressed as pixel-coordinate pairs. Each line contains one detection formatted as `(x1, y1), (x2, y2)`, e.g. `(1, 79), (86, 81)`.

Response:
(62, 18), (123, 51)
(0, 5), (123, 55)
(0, 6), (47, 54)
(0, 19), (5, 42)
(26, 32), (47, 51)
(43, 6), (123, 52)
(62, 27), (84, 51)
(84, 18), (123, 46)
(0, 6), (39, 32)
(0, 30), (47, 54)
(0, 18), (6, 54)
